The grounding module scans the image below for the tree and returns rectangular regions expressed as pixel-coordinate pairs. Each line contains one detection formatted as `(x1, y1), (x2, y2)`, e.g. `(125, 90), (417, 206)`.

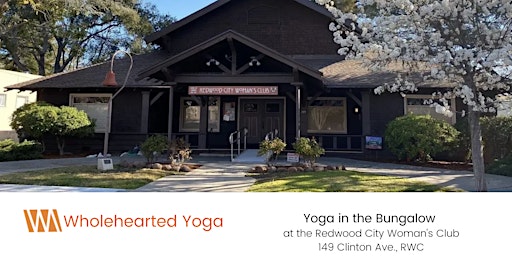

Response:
(10, 102), (94, 155)
(0, 0), (174, 75)
(316, 0), (512, 191)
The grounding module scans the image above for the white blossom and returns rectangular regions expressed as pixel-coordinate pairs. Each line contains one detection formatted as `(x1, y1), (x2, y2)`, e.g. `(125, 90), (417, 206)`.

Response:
(316, 0), (512, 113)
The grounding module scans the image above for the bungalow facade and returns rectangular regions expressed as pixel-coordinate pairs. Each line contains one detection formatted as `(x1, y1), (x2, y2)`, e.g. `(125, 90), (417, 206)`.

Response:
(7, 0), (458, 157)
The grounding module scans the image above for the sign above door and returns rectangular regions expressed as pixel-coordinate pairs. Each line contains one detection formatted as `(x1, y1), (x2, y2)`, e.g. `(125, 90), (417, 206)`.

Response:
(188, 86), (278, 96)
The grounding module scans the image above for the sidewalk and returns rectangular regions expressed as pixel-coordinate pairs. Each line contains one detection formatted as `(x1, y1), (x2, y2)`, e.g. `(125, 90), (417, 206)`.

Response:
(1, 156), (512, 192)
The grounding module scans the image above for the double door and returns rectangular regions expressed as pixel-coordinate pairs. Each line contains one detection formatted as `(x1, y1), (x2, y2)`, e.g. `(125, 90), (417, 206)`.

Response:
(240, 99), (284, 145)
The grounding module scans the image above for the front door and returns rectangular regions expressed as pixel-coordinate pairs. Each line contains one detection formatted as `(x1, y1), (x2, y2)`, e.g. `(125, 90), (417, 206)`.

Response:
(240, 99), (284, 145)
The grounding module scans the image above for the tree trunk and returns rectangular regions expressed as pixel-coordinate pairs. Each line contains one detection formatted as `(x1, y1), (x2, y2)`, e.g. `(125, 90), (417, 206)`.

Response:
(56, 137), (65, 156)
(467, 107), (487, 192)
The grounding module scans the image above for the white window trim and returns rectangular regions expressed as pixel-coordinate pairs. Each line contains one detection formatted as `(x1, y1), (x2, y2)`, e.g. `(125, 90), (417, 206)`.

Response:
(15, 95), (29, 108)
(0, 94), (6, 107)
(307, 97), (348, 134)
(69, 93), (112, 133)
(403, 94), (457, 124)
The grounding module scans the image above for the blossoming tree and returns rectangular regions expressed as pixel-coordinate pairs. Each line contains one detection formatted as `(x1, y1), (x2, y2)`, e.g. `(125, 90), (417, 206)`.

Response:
(316, 0), (512, 191)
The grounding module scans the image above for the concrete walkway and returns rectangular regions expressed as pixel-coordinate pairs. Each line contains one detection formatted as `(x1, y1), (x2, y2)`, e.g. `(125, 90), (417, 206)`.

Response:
(1, 156), (512, 192)
(135, 160), (257, 192)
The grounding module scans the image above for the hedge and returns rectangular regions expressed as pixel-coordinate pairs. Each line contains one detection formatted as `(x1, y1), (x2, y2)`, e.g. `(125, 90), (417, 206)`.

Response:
(0, 139), (43, 162)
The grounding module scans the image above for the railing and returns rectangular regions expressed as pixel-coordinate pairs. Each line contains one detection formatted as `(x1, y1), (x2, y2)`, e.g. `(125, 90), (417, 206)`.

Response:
(229, 128), (248, 161)
(264, 129), (279, 141)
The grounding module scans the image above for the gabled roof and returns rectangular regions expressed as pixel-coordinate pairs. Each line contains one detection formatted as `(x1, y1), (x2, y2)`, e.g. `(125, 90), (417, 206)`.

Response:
(6, 52), (169, 90)
(145, 0), (332, 44)
(138, 29), (324, 81)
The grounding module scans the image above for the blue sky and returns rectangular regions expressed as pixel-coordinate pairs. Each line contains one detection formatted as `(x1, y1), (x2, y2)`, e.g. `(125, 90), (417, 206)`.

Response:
(147, 0), (217, 20)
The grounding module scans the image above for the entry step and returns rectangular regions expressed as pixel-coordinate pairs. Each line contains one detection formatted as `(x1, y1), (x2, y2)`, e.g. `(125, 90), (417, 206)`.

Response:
(232, 149), (266, 163)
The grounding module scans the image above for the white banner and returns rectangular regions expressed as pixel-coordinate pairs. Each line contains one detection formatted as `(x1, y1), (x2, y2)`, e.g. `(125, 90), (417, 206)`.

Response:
(0, 193), (509, 255)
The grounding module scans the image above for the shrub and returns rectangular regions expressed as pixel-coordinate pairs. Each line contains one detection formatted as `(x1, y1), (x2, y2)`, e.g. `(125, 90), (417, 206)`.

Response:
(140, 135), (168, 164)
(169, 137), (192, 166)
(487, 155), (512, 177)
(0, 139), (43, 161)
(481, 116), (512, 162)
(455, 116), (512, 163)
(384, 114), (459, 162)
(258, 137), (286, 165)
(292, 137), (325, 166)
(10, 102), (94, 155)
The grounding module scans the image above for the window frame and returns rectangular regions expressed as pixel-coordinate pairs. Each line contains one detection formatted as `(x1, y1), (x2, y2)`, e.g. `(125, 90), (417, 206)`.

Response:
(15, 95), (29, 109)
(403, 94), (457, 124)
(207, 96), (221, 132)
(179, 97), (201, 132)
(0, 94), (6, 107)
(69, 93), (112, 133)
(307, 97), (348, 134)
(179, 96), (221, 133)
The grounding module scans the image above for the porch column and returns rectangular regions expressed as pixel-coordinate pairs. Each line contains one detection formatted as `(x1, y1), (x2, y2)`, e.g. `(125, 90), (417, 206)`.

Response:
(198, 97), (208, 149)
(167, 84), (175, 141)
(140, 91), (150, 134)
(292, 82), (303, 140)
(361, 90), (371, 135)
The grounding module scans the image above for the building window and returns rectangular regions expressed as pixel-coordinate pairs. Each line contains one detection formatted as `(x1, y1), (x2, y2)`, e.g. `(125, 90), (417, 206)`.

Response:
(307, 97), (347, 134)
(180, 97), (220, 132)
(404, 95), (456, 124)
(0, 94), (6, 107)
(70, 94), (111, 133)
(266, 103), (280, 113)
(208, 97), (220, 132)
(15, 96), (29, 109)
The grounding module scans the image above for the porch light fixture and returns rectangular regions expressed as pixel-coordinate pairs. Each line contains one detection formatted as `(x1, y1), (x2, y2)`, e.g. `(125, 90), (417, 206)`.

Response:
(249, 56), (261, 67)
(102, 50), (133, 156)
(206, 58), (220, 66)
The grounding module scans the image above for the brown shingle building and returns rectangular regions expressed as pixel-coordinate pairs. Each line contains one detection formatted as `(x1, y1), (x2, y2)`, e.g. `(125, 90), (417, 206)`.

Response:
(7, 0), (457, 156)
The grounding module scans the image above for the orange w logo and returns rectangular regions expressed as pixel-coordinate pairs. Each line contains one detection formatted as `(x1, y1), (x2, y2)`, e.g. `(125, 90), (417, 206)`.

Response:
(23, 209), (62, 232)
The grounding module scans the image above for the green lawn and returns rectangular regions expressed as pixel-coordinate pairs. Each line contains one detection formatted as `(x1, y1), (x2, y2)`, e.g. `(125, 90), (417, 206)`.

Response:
(0, 166), (182, 189)
(248, 171), (457, 192)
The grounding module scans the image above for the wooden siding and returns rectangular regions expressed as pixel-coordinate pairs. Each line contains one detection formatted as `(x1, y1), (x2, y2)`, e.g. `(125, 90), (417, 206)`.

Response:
(163, 0), (337, 56)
